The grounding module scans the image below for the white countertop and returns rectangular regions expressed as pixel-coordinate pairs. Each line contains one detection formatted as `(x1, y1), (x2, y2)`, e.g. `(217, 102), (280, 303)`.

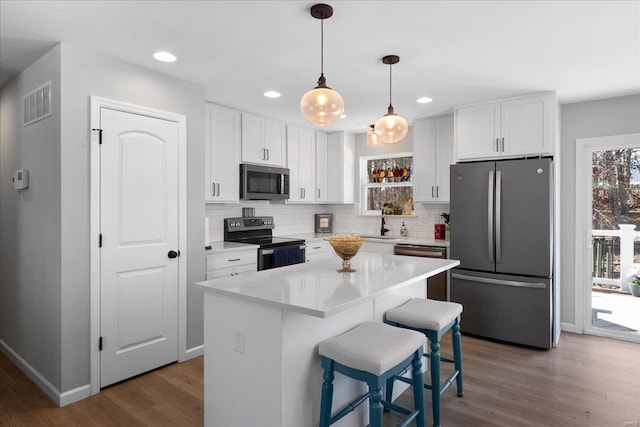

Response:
(196, 253), (459, 318)
(279, 232), (450, 248)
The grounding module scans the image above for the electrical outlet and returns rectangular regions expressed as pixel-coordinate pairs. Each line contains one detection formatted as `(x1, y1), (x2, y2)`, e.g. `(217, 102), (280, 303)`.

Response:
(233, 329), (245, 353)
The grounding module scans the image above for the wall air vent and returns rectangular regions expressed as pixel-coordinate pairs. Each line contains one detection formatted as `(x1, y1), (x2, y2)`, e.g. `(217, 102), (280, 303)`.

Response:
(23, 81), (52, 126)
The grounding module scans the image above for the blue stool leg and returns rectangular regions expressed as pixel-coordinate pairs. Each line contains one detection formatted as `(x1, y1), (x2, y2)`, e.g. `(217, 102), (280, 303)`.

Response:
(411, 350), (425, 427)
(430, 339), (441, 427)
(384, 375), (395, 412)
(369, 386), (383, 427)
(452, 320), (464, 397)
(319, 358), (335, 427)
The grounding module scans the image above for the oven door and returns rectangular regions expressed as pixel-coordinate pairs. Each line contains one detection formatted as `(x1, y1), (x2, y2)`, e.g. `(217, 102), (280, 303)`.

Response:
(258, 244), (306, 271)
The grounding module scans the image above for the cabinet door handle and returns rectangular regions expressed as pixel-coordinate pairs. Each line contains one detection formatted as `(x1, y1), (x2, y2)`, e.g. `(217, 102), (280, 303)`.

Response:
(431, 186), (435, 198)
(266, 149), (270, 160)
(228, 258), (241, 262)
(436, 186), (439, 198)
(496, 138), (500, 152)
(317, 188), (320, 199)
(501, 137), (505, 152)
(211, 183), (215, 197)
(303, 188), (305, 199)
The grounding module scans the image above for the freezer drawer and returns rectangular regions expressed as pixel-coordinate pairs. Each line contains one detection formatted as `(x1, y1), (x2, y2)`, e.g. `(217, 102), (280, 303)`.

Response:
(450, 270), (552, 349)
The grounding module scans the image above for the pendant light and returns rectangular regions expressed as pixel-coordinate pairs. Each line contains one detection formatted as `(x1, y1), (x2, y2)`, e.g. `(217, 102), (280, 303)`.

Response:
(300, 3), (344, 127)
(374, 55), (408, 144)
(366, 124), (381, 147)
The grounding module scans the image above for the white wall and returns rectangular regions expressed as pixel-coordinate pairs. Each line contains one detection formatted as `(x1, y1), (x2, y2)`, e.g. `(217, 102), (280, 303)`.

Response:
(0, 45), (63, 391)
(560, 94), (640, 326)
(1, 43), (206, 397)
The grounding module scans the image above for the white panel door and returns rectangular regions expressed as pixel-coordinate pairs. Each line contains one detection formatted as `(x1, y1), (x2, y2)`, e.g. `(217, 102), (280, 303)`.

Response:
(100, 108), (179, 388)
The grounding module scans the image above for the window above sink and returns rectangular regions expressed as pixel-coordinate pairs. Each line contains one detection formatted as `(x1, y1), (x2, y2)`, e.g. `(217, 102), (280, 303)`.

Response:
(360, 152), (414, 216)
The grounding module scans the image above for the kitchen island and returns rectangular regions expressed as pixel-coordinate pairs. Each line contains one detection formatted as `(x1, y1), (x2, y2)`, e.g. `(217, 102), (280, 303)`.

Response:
(196, 253), (459, 427)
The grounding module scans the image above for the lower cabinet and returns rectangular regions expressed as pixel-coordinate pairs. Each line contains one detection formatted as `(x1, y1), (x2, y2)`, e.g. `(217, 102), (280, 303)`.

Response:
(305, 239), (332, 262)
(360, 241), (395, 255)
(205, 248), (257, 279)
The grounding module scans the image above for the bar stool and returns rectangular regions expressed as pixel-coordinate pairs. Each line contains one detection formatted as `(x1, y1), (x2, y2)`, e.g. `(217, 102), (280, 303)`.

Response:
(385, 298), (464, 427)
(318, 321), (426, 427)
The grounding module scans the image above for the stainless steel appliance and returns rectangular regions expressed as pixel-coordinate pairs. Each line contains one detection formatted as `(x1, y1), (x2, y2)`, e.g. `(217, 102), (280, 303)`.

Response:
(394, 244), (448, 301)
(240, 164), (289, 200)
(224, 216), (305, 271)
(449, 158), (554, 349)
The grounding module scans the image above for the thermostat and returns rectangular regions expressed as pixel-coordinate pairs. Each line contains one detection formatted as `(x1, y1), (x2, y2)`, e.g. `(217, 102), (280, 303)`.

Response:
(12, 169), (29, 190)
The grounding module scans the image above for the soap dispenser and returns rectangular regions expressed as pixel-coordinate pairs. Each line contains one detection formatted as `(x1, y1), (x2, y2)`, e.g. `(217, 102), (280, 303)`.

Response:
(400, 221), (408, 237)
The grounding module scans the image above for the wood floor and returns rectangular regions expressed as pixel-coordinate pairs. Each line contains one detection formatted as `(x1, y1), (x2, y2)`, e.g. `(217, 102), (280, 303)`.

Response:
(1, 332), (639, 426)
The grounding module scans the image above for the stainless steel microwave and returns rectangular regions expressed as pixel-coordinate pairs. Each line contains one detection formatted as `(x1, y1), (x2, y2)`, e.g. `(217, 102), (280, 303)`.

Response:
(240, 163), (290, 200)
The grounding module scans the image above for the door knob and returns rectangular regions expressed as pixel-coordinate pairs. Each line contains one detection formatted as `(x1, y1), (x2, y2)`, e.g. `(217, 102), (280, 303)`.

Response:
(168, 250), (179, 259)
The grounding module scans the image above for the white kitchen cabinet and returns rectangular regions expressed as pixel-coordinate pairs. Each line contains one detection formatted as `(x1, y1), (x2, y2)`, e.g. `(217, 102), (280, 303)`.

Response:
(305, 239), (332, 262)
(205, 103), (241, 203)
(360, 240), (395, 255)
(315, 131), (328, 203)
(413, 114), (453, 203)
(205, 248), (257, 279)
(326, 131), (355, 204)
(241, 113), (286, 167)
(454, 92), (557, 161)
(287, 126), (316, 203)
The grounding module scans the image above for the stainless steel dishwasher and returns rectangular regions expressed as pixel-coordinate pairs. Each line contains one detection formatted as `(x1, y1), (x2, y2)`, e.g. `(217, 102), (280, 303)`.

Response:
(394, 244), (448, 301)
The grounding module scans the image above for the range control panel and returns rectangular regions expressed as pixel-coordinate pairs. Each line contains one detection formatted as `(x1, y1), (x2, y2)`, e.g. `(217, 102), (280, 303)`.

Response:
(224, 216), (275, 231)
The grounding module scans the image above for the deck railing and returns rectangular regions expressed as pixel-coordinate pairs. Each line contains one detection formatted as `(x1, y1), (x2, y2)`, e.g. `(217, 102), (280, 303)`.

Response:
(592, 224), (640, 293)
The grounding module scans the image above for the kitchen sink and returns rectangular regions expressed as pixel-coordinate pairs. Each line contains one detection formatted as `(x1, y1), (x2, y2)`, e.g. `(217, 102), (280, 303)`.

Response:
(359, 234), (400, 241)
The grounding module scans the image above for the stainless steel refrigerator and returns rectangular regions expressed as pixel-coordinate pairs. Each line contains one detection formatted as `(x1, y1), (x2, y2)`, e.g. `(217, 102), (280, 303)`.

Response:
(449, 158), (554, 349)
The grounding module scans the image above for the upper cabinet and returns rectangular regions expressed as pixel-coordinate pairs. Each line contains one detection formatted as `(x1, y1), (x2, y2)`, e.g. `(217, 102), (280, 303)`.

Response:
(287, 126), (316, 204)
(454, 92), (557, 161)
(413, 114), (454, 203)
(241, 113), (286, 167)
(205, 103), (241, 203)
(326, 131), (355, 204)
(315, 132), (328, 203)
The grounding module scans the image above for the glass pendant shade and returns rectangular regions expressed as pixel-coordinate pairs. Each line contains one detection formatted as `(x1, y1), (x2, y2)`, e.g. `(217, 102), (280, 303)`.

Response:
(374, 54), (407, 143)
(366, 124), (381, 147)
(374, 106), (408, 144)
(300, 79), (344, 126)
(300, 3), (343, 127)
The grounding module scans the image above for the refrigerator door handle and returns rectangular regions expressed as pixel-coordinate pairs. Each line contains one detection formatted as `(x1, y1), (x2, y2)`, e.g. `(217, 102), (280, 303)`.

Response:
(452, 273), (547, 289)
(488, 170), (494, 262)
(495, 170), (502, 263)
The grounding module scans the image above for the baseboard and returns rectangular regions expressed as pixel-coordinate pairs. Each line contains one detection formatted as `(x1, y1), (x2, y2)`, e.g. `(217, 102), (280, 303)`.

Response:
(183, 344), (204, 360)
(0, 338), (90, 407)
(560, 322), (577, 333)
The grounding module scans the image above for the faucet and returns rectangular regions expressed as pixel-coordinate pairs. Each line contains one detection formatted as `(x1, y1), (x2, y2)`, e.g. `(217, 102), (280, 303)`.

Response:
(380, 214), (390, 236)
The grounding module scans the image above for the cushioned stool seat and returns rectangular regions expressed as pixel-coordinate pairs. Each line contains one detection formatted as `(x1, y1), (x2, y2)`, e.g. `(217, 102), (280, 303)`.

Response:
(385, 298), (464, 427)
(318, 321), (426, 427)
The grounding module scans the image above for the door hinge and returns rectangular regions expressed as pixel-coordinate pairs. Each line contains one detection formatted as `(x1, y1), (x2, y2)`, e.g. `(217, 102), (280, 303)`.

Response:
(92, 128), (103, 144)
(99, 233), (103, 248)
(99, 336), (103, 351)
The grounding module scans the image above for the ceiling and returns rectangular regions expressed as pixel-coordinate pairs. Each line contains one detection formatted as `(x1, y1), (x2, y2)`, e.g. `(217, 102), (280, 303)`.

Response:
(1, 0), (639, 132)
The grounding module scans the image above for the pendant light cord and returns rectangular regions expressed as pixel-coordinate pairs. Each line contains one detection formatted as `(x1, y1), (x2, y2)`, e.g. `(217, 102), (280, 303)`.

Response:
(320, 18), (324, 77)
(388, 62), (393, 107)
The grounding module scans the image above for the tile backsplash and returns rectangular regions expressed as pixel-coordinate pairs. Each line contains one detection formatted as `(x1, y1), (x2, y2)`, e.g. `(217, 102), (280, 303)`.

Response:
(205, 200), (449, 242)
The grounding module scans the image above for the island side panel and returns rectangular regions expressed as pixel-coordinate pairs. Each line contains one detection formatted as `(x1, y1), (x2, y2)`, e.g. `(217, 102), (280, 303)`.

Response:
(373, 278), (429, 402)
(203, 292), (283, 427)
(282, 300), (374, 427)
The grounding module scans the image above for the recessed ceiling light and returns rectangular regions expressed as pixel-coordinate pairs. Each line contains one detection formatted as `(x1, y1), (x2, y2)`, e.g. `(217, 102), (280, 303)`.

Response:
(153, 51), (177, 63)
(264, 91), (281, 98)
(416, 97), (433, 104)
(340, 114), (347, 119)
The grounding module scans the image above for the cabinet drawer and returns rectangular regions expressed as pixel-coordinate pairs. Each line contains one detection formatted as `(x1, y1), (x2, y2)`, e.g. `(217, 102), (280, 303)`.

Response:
(206, 249), (256, 270)
(306, 240), (332, 262)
